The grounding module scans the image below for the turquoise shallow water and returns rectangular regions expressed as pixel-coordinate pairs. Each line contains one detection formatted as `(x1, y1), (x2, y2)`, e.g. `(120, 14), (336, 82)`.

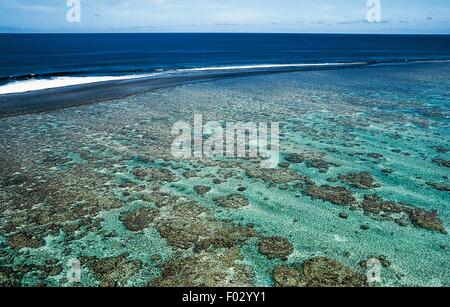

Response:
(0, 62), (449, 287)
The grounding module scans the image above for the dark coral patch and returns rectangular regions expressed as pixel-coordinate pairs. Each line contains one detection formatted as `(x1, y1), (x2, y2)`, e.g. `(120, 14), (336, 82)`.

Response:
(84, 253), (142, 287)
(194, 185), (211, 196)
(433, 147), (450, 153)
(361, 195), (446, 233)
(339, 172), (381, 189)
(301, 257), (367, 287)
(133, 168), (179, 182)
(214, 194), (249, 209)
(305, 158), (339, 173)
(259, 236), (294, 259)
(368, 153), (383, 159)
(278, 162), (291, 168)
(361, 195), (404, 215)
(7, 233), (45, 250)
(195, 226), (256, 251)
(120, 208), (158, 232)
(274, 257), (367, 287)
(150, 248), (254, 287)
(305, 185), (356, 206)
(245, 167), (311, 184)
(432, 158), (450, 168)
(426, 182), (450, 192)
(157, 203), (208, 249)
(409, 209), (447, 234)
(285, 152), (339, 172)
(182, 171), (198, 179)
(285, 153), (305, 164)
(156, 202), (255, 250)
(141, 191), (178, 208)
(0, 267), (21, 287)
(273, 265), (305, 287)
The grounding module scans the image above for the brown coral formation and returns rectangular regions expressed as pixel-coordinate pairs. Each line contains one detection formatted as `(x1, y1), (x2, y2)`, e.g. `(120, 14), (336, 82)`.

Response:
(304, 184), (447, 233)
(305, 185), (356, 206)
(151, 248), (254, 287)
(133, 168), (179, 182)
(409, 209), (447, 234)
(273, 265), (306, 287)
(141, 191), (179, 208)
(120, 208), (158, 232)
(259, 236), (294, 259)
(285, 153), (305, 164)
(195, 226), (257, 251)
(156, 202), (255, 250)
(301, 257), (367, 287)
(214, 194), (249, 209)
(152, 200), (256, 287)
(361, 195), (446, 233)
(194, 185), (211, 196)
(7, 233), (45, 250)
(274, 257), (367, 287)
(0, 268), (21, 287)
(84, 253), (142, 287)
(285, 152), (339, 172)
(305, 159), (339, 173)
(244, 166), (311, 184)
(338, 172), (381, 189)
(156, 202), (209, 249)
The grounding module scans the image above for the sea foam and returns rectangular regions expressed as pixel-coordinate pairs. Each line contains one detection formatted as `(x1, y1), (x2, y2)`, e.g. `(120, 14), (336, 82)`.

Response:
(0, 63), (365, 95)
(0, 74), (156, 95)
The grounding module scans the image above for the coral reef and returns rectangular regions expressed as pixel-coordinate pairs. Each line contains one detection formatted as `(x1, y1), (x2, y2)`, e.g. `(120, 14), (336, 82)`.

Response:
(244, 166), (311, 184)
(7, 233), (46, 250)
(194, 185), (211, 196)
(120, 208), (158, 232)
(214, 194), (249, 209)
(258, 237), (294, 259)
(151, 248), (254, 287)
(1, 63), (449, 287)
(84, 254), (142, 287)
(361, 195), (446, 233)
(432, 158), (450, 168)
(305, 185), (356, 206)
(426, 182), (450, 192)
(274, 257), (367, 287)
(338, 172), (381, 189)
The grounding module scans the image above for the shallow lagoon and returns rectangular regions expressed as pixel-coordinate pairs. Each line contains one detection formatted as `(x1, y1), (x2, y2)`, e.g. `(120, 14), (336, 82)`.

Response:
(0, 62), (449, 287)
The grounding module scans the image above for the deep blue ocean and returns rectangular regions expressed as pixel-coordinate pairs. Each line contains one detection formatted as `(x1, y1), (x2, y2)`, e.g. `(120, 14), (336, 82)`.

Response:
(1, 33), (450, 84)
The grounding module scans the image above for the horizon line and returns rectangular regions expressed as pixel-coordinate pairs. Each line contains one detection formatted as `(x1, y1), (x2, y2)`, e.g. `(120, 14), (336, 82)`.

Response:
(1, 31), (450, 35)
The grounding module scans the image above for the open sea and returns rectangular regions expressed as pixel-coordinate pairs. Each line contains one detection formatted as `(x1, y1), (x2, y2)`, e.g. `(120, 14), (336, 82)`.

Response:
(1, 33), (450, 92)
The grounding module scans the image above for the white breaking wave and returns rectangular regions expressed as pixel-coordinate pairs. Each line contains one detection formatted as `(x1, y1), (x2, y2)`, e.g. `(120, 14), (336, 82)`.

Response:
(0, 60), (447, 96)
(0, 62), (373, 95)
(0, 74), (156, 95)
(176, 62), (366, 72)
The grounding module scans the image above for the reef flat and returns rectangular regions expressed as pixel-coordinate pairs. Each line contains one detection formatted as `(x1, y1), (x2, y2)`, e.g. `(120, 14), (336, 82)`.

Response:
(0, 62), (449, 287)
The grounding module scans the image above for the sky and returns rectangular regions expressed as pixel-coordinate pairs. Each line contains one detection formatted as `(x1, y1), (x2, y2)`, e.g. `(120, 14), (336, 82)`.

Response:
(0, 0), (449, 34)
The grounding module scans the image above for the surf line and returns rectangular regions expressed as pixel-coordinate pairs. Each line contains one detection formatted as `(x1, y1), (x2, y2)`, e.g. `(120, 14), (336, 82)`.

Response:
(182, 291), (216, 305)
